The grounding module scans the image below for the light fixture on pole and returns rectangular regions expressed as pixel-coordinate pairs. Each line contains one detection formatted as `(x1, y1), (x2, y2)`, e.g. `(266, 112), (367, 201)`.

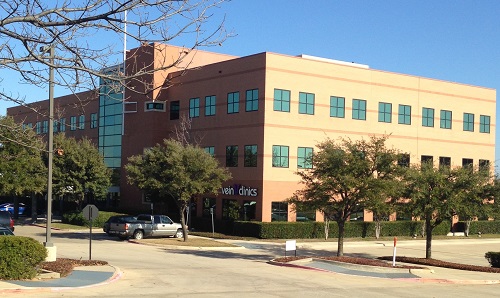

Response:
(40, 45), (57, 261)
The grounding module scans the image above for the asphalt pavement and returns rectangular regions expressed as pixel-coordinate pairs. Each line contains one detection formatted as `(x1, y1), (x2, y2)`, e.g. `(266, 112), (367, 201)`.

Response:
(2, 224), (500, 294)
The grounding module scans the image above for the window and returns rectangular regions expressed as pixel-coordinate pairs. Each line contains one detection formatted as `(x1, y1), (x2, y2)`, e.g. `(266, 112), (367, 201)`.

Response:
(440, 110), (452, 129)
(70, 116), (77, 131)
(330, 96), (345, 118)
(222, 199), (240, 220)
(90, 113), (98, 129)
(299, 92), (315, 115)
(272, 145), (289, 168)
(244, 145), (257, 167)
(170, 101), (180, 120)
(297, 147), (313, 169)
(271, 202), (288, 222)
(245, 89), (258, 112)
(479, 159), (490, 172)
(378, 102), (392, 123)
(42, 120), (48, 133)
(243, 200), (257, 221)
(480, 115), (491, 133)
(421, 155), (433, 165)
(439, 156), (451, 169)
(274, 89), (290, 112)
(202, 197), (216, 218)
(59, 118), (66, 132)
(463, 113), (474, 132)
(422, 107), (434, 127)
(205, 95), (216, 116)
(227, 92), (239, 114)
(204, 146), (215, 157)
(462, 158), (473, 168)
(53, 121), (58, 133)
(79, 115), (85, 130)
(398, 105), (411, 125)
(398, 154), (410, 167)
(35, 122), (41, 134)
(226, 145), (238, 167)
(352, 99), (367, 120)
(189, 98), (200, 118)
(145, 102), (165, 111)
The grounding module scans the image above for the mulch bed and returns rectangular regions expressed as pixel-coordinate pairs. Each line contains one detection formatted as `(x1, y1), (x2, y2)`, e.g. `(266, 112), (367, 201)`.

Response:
(40, 258), (108, 277)
(273, 256), (422, 269)
(274, 255), (500, 273)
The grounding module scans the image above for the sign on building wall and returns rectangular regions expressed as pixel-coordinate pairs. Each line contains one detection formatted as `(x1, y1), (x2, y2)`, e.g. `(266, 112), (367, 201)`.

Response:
(221, 184), (258, 197)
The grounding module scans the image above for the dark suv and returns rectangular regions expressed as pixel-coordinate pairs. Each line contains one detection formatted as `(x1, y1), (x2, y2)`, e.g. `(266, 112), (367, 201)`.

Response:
(0, 211), (15, 232)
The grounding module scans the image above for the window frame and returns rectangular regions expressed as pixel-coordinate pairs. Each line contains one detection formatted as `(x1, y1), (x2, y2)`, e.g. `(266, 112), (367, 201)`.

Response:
(205, 95), (216, 116)
(272, 145), (289, 168)
(170, 101), (180, 120)
(378, 102), (392, 123)
(189, 97), (200, 118)
(352, 99), (367, 120)
(79, 114), (85, 130)
(330, 96), (345, 118)
(273, 89), (291, 112)
(227, 91), (240, 114)
(244, 145), (258, 167)
(398, 104), (411, 125)
(298, 92), (315, 115)
(245, 89), (258, 112)
(225, 145), (238, 167)
(422, 107), (434, 127)
(70, 116), (77, 131)
(204, 146), (215, 157)
(440, 110), (452, 129)
(297, 147), (313, 169)
(480, 115), (491, 133)
(463, 113), (474, 132)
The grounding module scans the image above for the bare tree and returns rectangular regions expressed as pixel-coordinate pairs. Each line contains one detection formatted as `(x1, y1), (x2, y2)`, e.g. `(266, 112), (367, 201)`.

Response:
(0, 0), (229, 116)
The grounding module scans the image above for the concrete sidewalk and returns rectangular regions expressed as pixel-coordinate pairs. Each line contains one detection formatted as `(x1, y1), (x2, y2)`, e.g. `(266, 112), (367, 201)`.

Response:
(0, 265), (121, 293)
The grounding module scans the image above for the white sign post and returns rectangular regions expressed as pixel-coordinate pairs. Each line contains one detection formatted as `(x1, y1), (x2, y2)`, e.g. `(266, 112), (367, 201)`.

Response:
(82, 204), (99, 260)
(285, 240), (297, 258)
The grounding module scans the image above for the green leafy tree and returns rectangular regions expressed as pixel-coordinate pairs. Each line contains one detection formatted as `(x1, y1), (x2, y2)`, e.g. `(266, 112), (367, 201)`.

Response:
(52, 133), (111, 210)
(289, 136), (401, 256)
(454, 167), (496, 236)
(125, 139), (231, 241)
(400, 163), (493, 258)
(0, 116), (46, 202)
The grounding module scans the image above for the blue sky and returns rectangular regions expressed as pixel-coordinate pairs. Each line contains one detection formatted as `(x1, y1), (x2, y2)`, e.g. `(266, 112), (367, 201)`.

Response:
(1, 0), (499, 162)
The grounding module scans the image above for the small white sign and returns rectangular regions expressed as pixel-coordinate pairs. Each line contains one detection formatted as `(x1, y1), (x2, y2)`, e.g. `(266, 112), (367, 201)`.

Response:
(285, 240), (296, 251)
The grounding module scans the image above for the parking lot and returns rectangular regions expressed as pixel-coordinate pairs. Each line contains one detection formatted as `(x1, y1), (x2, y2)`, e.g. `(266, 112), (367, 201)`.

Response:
(5, 223), (500, 297)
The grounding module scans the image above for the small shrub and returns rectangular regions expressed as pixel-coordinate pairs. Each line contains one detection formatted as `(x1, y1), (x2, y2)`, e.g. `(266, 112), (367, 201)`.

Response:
(0, 236), (47, 280)
(485, 252), (500, 268)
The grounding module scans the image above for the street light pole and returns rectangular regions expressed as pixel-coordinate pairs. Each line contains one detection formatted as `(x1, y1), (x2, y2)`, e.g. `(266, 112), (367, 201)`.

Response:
(41, 45), (56, 261)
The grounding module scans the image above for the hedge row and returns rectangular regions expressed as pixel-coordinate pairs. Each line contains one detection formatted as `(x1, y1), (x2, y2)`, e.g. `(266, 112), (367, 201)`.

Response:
(191, 219), (454, 239)
(230, 220), (452, 239)
(62, 211), (126, 227)
(457, 221), (500, 235)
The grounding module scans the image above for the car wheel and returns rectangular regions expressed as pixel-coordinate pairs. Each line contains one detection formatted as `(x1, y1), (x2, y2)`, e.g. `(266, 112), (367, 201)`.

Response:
(175, 229), (183, 238)
(133, 230), (144, 240)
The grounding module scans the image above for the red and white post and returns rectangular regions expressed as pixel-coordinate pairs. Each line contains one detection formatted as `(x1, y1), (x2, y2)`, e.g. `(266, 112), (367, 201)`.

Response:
(392, 237), (397, 267)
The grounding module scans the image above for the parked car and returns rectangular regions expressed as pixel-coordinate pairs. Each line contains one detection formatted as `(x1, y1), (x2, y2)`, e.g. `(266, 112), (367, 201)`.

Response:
(103, 215), (138, 235)
(0, 211), (15, 232)
(0, 203), (26, 215)
(107, 214), (184, 240)
(0, 226), (14, 236)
